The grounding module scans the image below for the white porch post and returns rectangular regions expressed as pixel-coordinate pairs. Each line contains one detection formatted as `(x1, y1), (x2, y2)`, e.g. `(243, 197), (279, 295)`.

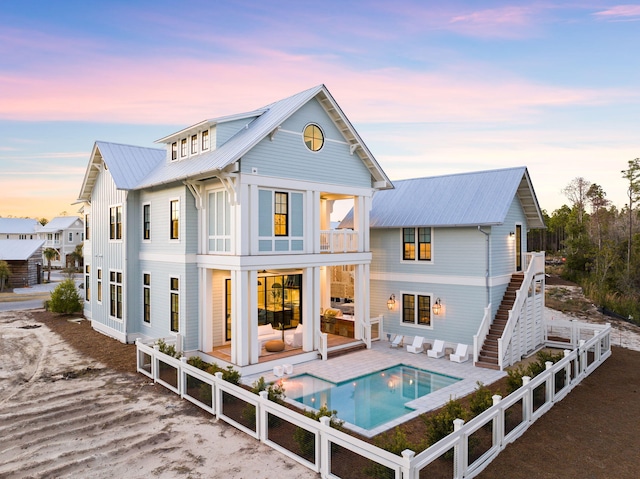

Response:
(230, 269), (250, 366)
(354, 263), (370, 344)
(303, 266), (320, 352)
(248, 269), (260, 364)
(200, 267), (214, 353)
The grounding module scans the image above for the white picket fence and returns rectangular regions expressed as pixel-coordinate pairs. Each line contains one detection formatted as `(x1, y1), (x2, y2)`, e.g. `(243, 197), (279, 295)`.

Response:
(136, 320), (611, 479)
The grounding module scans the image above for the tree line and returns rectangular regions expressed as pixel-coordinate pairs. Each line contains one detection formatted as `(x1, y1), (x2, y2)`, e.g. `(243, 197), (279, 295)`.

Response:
(528, 158), (640, 325)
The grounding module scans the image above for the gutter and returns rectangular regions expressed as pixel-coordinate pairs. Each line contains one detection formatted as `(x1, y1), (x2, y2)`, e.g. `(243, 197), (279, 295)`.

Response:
(477, 226), (490, 307)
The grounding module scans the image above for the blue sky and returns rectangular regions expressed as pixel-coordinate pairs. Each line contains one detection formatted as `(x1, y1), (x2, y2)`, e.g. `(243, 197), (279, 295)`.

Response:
(1, 0), (639, 220)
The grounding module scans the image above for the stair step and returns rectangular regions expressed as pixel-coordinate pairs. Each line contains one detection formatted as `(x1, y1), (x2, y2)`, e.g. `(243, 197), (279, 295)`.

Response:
(326, 343), (366, 359)
(475, 360), (500, 370)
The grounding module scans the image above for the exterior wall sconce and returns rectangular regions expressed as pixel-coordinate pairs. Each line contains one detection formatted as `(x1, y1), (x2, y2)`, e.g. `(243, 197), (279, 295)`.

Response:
(387, 294), (396, 310)
(432, 297), (442, 315)
(509, 231), (515, 239)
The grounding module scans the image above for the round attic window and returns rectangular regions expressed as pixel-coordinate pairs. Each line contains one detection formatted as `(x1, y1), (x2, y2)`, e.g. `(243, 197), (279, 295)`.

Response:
(303, 124), (324, 151)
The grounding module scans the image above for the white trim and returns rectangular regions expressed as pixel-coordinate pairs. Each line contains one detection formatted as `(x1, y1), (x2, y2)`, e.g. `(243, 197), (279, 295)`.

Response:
(169, 197), (181, 242)
(142, 202), (151, 243)
(91, 319), (126, 342)
(399, 227), (434, 264)
(142, 270), (151, 327)
(108, 269), (124, 323)
(371, 271), (513, 287)
(170, 274), (181, 334)
(399, 291), (435, 330)
(139, 252), (197, 263)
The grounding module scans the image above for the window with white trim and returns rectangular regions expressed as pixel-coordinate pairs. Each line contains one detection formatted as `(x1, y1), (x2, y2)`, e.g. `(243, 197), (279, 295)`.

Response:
(143, 273), (151, 324)
(171, 142), (178, 161)
(402, 227), (432, 261)
(143, 204), (150, 240)
(402, 293), (432, 326)
(191, 134), (198, 154)
(201, 130), (209, 150)
(109, 205), (122, 240)
(180, 138), (187, 158)
(170, 277), (179, 332)
(170, 199), (179, 240)
(109, 270), (123, 319)
(85, 265), (90, 302)
(97, 268), (102, 303)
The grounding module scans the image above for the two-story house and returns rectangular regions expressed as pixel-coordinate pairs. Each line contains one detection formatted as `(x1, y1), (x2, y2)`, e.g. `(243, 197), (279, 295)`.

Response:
(77, 85), (392, 372)
(38, 216), (84, 268)
(0, 218), (41, 240)
(342, 168), (546, 369)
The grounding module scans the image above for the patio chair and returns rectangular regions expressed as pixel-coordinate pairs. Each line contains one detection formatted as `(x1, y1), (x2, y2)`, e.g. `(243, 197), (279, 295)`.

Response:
(450, 343), (470, 363)
(406, 336), (425, 354)
(427, 339), (445, 359)
(389, 334), (404, 348)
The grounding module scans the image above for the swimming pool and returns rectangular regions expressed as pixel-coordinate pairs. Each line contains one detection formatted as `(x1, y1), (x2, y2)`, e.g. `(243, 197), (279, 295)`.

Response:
(283, 365), (461, 430)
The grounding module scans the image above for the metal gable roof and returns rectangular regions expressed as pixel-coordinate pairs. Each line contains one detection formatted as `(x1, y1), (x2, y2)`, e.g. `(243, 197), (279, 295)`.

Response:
(0, 239), (45, 260)
(341, 167), (545, 229)
(39, 216), (81, 233)
(136, 84), (392, 189)
(0, 218), (40, 235)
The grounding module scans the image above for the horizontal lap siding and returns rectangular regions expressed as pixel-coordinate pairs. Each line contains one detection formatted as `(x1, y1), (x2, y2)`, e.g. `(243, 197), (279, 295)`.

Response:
(241, 101), (371, 188)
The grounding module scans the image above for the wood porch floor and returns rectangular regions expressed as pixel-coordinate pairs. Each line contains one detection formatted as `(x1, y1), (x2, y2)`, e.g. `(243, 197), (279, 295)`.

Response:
(206, 333), (359, 364)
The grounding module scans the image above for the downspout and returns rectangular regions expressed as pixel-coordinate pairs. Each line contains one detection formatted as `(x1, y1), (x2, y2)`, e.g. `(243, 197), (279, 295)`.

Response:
(477, 226), (490, 307)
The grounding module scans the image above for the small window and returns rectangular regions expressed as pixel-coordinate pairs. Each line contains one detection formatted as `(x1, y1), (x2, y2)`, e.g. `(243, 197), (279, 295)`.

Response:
(274, 192), (288, 236)
(303, 124), (324, 151)
(97, 268), (102, 303)
(170, 277), (179, 332)
(143, 273), (151, 324)
(170, 200), (179, 239)
(85, 265), (90, 302)
(191, 134), (198, 154)
(68, 232), (73, 242)
(403, 227), (432, 262)
(180, 138), (187, 157)
(171, 142), (178, 161)
(109, 205), (122, 240)
(85, 214), (90, 240)
(201, 130), (209, 150)
(143, 204), (150, 240)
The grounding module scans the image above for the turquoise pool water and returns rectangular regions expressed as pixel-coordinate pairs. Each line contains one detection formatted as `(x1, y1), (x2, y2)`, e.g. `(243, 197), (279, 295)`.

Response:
(284, 365), (461, 430)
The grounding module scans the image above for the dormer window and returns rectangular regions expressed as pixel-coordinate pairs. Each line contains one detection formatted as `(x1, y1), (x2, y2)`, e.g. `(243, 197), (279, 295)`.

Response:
(180, 138), (187, 158)
(191, 134), (198, 154)
(171, 142), (178, 161)
(202, 130), (209, 151)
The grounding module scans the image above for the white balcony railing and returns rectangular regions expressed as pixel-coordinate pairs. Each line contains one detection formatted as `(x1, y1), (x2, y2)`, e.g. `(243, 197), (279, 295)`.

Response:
(319, 230), (359, 253)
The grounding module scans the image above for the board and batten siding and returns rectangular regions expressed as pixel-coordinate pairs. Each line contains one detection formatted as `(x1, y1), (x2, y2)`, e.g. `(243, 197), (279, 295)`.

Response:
(240, 100), (372, 188)
(211, 269), (229, 347)
(88, 164), (127, 335)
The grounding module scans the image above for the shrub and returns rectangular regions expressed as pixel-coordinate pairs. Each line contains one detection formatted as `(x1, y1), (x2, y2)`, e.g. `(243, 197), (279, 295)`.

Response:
(469, 382), (494, 417)
(156, 338), (178, 358)
(423, 399), (469, 447)
(48, 278), (82, 314)
(0, 260), (10, 292)
(294, 405), (343, 458)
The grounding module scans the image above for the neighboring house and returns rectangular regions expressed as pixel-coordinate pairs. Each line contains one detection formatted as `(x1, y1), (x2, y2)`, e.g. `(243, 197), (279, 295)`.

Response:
(77, 85), (392, 372)
(0, 218), (41, 240)
(341, 167), (546, 369)
(0, 239), (45, 288)
(38, 216), (85, 268)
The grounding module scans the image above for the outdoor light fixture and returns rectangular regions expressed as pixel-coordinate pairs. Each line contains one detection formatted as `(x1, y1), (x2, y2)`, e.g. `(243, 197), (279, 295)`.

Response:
(387, 294), (396, 310)
(509, 231), (515, 239)
(432, 297), (442, 315)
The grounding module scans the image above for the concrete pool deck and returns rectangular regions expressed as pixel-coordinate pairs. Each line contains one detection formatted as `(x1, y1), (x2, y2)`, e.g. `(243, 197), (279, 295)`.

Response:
(244, 339), (506, 437)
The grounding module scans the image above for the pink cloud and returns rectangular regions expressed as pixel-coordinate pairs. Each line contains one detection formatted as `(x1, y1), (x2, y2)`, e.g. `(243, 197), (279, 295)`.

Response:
(0, 47), (628, 128)
(593, 5), (640, 20)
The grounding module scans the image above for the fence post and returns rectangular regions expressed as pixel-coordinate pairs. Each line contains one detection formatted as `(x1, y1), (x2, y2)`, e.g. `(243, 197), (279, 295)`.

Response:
(319, 416), (331, 478)
(492, 394), (503, 448)
(453, 418), (466, 479)
(401, 449), (415, 479)
(563, 349), (572, 386)
(152, 344), (159, 382)
(522, 376), (531, 423)
(214, 372), (223, 421)
(180, 356), (187, 397)
(258, 391), (268, 442)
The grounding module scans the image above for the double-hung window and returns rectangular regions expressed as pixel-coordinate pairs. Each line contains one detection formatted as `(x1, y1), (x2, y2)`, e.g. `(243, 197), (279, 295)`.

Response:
(85, 214), (90, 240)
(274, 192), (288, 236)
(171, 142), (178, 161)
(201, 130), (209, 150)
(110, 271), (123, 319)
(191, 134), (198, 154)
(402, 227), (431, 261)
(180, 138), (187, 158)
(170, 277), (179, 332)
(402, 294), (431, 326)
(85, 265), (90, 302)
(109, 205), (122, 240)
(143, 273), (151, 324)
(170, 200), (179, 239)
(143, 204), (151, 240)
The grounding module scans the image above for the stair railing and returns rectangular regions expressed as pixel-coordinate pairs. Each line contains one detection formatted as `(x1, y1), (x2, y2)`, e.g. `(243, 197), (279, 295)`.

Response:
(473, 303), (492, 363)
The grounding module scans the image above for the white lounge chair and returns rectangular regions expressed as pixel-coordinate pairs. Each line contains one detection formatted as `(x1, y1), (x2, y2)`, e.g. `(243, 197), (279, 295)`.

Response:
(450, 343), (470, 363)
(389, 334), (403, 348)
(406, 336), (425, 354)
(427, 339), (445, 359)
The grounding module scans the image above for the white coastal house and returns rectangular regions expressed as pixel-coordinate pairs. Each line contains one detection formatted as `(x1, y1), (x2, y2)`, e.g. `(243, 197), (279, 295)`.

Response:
(38, 216), (85, 268)
(77, 85), (545, 374)
(0, 218), (41, 240)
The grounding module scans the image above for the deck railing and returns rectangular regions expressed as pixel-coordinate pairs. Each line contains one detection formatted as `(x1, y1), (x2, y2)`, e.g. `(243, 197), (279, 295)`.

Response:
(319, 229), (358, 253)
(136, 319), (610, 479)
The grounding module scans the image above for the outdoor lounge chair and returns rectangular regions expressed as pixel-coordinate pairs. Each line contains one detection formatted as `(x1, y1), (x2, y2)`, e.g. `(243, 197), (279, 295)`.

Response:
(389, 334), (403, 348)
(427, 339), (445, 358)
(406, 336), (425, 354)
(450, 343), (470, 363)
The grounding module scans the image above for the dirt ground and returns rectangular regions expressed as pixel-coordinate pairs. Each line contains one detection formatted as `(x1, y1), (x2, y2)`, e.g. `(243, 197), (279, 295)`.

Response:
(2, 277), (640, 478)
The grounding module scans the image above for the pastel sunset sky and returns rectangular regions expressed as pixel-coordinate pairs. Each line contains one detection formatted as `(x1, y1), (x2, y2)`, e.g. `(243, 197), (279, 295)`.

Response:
(1, 0), (638, 220)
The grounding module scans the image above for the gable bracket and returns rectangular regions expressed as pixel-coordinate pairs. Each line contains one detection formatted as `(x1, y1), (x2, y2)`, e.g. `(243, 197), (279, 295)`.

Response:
(269, 126), (281, 141)
(184, 180), (204, 210)
(219, 174), (239, 206)
(349, 143), (359, 155)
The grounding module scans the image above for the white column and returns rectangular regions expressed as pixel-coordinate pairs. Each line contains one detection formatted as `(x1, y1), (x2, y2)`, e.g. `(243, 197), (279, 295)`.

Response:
(302, 267), (318, 352)
(200, 267), (214, 353)
(231, 269), (250, 366)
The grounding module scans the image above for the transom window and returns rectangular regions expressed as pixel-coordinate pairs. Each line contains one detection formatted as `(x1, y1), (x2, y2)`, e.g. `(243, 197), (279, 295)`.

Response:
(403, 227), (432, 261)
(402, 294), (431, 326)
(303, 124), (324, 151)
(274, 192), (288, 236)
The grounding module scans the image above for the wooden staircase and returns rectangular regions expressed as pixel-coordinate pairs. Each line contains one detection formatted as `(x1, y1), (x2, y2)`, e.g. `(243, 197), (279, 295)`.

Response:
(476, 273), (524, 370)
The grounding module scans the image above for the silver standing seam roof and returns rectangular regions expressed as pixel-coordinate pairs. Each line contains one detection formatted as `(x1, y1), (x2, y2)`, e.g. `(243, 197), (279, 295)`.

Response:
(77, 84), (392, 202)
(0, 218), (41, 235)
(341, 167), (545, 229)
(39, 216), (81, 233)
(0, 239), (45, 261)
